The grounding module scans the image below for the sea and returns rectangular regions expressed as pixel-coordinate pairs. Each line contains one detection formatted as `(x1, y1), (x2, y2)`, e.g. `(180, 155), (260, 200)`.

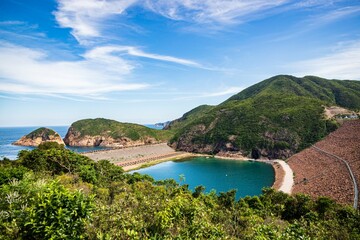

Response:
(0, 124), (162, 160)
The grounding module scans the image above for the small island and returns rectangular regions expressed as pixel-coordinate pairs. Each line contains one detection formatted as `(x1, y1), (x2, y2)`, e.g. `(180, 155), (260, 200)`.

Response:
(13, 127), (65, 147)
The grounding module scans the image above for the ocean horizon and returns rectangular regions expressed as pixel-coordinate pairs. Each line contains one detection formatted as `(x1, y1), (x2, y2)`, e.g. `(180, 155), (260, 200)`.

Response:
(0, 124), (162, 160)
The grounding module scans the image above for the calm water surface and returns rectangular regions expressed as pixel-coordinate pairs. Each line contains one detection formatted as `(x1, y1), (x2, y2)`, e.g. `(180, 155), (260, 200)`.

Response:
(0, 124), (160, 159)
(132, 157), (275, 199)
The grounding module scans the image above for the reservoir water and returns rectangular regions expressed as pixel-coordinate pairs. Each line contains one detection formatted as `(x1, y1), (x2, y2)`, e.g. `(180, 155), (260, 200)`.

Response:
(131, 157), (275, 199)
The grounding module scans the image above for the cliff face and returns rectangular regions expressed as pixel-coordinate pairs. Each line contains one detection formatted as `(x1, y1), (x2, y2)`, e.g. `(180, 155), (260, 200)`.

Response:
(63, 119), (166, 147)
(170, 122), (297, 159)
(13, 127), (65, 147)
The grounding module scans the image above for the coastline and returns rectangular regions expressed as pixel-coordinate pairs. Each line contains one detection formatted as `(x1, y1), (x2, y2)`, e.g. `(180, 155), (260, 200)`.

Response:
(83, 143), (293, 194)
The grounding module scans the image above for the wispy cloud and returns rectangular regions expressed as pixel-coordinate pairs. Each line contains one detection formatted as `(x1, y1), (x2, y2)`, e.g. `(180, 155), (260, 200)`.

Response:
(290, 41), (360, 79)
(54, 0), (293, 42)
(0, 21), (28, 26)
(173, 86), (244, 100)
(203, 87), (244, 97)
(293, 0), (345, 8)
(273, 7), (359, 43)
(306, 6), (360, 27)
(84, 46), (202, 67)
(143, 0), (289, 24)
(0, 42), (144, 97)
(0, 42), (206, 98)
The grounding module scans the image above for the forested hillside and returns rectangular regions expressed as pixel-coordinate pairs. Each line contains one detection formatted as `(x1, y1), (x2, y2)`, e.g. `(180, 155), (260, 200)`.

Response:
(167, 75), (360, 159)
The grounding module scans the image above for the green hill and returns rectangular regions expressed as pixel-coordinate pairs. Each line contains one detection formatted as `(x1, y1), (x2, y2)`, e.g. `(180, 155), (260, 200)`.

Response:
(64, 118), (173, 147)
(167, 75), (360, 159)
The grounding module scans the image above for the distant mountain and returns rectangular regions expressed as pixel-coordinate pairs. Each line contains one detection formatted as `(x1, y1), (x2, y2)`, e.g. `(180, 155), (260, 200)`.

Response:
(167, 75), (360, 159)
(13, 127), (64, 147)
(64, 118), (172, 147)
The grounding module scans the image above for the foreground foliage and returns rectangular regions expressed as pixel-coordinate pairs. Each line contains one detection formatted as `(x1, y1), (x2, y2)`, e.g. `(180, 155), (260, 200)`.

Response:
(1, 143), (359, 239)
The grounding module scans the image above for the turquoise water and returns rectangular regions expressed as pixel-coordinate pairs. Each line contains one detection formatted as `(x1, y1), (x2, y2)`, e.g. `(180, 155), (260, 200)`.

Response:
(131, 157), (275, 199)
(0, 124), (160, 160)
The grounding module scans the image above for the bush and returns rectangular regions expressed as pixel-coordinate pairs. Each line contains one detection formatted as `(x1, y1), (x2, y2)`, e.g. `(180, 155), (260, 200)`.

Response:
(22, 181), (94, 239)
(0, 165), (29, 185)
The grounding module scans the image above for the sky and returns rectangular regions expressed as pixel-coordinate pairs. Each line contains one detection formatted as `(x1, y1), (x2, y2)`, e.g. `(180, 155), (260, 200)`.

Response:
(0, 0), (359, 127)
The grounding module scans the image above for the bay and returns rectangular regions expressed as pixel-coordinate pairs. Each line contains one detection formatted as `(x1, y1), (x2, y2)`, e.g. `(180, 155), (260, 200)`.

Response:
(131, 157), (275, 199)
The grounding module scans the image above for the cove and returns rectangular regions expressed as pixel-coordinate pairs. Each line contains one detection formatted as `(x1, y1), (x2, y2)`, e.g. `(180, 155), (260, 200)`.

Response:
(131, 157), (275, 199)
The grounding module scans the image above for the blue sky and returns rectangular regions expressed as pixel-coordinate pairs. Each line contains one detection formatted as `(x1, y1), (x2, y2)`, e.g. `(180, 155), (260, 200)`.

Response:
(0, 0), (359, 126)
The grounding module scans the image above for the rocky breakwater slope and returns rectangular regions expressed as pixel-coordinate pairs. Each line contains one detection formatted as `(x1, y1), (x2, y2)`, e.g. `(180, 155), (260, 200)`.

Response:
(63, 118), (172, 147)
(167, 75), (360, 159)
(288, 120), (360, 206)
(13, 127), (65, 147)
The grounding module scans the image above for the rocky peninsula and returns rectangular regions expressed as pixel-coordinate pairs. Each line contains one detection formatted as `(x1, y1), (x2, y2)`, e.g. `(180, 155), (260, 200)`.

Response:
(13, 127), (65, 147)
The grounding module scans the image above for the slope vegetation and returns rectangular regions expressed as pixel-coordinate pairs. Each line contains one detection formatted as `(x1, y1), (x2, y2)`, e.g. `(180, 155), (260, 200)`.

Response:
(167, 75), (360, 159)
(64, 118), (172, 147)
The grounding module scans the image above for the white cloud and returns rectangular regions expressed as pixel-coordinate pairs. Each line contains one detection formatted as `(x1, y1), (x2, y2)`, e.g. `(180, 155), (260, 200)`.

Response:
(84, 45), (202, 67)
(0, 43), (143, 97)
(54, 0), (137, 42)
(54, 0), (357, 43)
(291, 41), (360, 79)
(54, 0), (293, 42)
(0, 42), (205, 98)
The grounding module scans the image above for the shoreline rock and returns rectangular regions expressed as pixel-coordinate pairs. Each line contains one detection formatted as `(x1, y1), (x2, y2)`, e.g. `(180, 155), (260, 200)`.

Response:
(13, 127), (65, 147)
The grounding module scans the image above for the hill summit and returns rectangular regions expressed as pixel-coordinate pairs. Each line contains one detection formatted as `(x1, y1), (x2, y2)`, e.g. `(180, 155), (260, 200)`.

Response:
(167, 75), (360, 159)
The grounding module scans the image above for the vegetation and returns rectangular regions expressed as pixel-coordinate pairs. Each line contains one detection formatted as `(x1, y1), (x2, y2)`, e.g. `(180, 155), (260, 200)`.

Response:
(0, 143), (359, 239)
(168, 75), (360, 158)
(25, 127), (59, 138)
(68, 118), (173, 141)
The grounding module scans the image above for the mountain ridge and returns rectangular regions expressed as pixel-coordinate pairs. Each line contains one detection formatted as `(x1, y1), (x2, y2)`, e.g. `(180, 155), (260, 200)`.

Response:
(167, 75), (360, 159)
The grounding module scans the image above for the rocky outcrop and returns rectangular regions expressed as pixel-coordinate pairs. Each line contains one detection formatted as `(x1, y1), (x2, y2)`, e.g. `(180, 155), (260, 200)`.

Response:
(170, 123), (299, 159)
(64, 126), (159, 147)
(170, 124), (242, 155)
(13, 127), (65, 147)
